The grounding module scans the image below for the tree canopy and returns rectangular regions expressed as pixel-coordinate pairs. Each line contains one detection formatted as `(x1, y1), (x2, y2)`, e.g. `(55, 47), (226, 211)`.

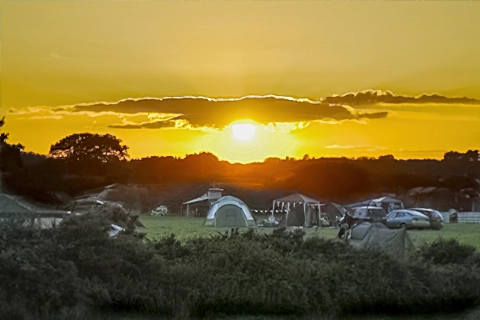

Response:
(0, 118), (24, 172)
(49, 133), (129, 164)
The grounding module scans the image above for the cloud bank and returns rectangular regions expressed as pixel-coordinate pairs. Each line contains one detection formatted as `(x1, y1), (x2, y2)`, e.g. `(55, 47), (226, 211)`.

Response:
(323, 89), (480, 106)
(53, 95), (388, 129)
(14, 90), (478, 131)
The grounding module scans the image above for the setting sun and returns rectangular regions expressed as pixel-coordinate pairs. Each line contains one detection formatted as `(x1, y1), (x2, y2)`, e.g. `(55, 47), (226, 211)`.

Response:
(231, 123), (256, 141)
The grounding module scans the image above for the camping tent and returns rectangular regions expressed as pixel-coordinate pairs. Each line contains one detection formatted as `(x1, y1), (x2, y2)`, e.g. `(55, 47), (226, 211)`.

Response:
(322, 202), (346, 226)
(273, 193), (323, 227)
(348, 222), (415, 259)
(0, 193), (69, 229)
(346, 196), (404, 213)
(203, 195), (255, 227)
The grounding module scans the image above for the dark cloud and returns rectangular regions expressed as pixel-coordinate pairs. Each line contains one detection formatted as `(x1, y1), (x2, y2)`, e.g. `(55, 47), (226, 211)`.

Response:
(323, 89), (480, 105)
(109, 120), (179, 130)
(108, 124), (143, 129)
(356, 111), (388, 119)
(60, 95), (388, 129)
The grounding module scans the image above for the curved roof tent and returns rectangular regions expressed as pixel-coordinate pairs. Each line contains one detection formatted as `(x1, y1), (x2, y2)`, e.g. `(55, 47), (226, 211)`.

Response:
(203, 195), (255, 227)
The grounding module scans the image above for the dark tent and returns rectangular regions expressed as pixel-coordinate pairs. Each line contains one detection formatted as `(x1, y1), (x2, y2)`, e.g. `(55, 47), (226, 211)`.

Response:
(321, 201), (346, 226)
(272, 193), (323, 227)
(348, 222), (415, 259)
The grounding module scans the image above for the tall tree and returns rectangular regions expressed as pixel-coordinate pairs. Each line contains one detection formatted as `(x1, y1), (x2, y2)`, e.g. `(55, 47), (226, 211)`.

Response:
(49, 133), (129, 163)
(49, 133), (129, 176)
(0, 118), (24, 172)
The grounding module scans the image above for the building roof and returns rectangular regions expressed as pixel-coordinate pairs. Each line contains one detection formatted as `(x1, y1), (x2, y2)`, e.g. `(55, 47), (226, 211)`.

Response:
(183, 193), (209, 204)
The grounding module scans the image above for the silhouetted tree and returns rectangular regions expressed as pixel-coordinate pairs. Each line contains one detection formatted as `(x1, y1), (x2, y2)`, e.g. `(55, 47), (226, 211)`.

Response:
(0, 122), (24, 172)
(378, 154), (395, 161)
(286, 161), (372, 202)
(49, 133), (129, 176)
(465, 150), (479, 161)
(444, 150), (479, 161)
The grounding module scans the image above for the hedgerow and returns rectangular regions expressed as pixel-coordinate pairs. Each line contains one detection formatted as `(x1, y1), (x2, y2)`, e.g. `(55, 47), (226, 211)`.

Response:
(1, 215), (480, 320)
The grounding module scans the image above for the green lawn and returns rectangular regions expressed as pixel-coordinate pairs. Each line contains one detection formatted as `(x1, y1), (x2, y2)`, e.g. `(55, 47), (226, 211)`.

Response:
(140, 215), (480, 249)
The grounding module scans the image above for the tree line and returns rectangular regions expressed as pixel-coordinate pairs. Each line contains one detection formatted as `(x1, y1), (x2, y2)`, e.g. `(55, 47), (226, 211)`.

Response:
(1, 128), (479, 205)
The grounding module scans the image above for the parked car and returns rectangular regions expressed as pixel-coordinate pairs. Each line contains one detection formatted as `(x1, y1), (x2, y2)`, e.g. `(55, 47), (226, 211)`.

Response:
(386, 209), (431, 229)
(350, 206), (387, 224)
(407, 208), (444, 230)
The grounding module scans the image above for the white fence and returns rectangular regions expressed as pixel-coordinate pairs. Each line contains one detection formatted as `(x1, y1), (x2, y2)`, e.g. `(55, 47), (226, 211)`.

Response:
(441, 212), (480, 224)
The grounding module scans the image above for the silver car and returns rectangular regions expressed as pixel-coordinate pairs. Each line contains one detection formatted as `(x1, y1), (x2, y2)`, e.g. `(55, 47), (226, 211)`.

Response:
(386, 209), (431, 229)
(407, 208), (444, 230)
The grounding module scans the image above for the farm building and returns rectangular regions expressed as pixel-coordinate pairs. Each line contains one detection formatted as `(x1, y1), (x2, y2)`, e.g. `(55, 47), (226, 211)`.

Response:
(183, 187), (224, 217)
(402, 187), (455, 211)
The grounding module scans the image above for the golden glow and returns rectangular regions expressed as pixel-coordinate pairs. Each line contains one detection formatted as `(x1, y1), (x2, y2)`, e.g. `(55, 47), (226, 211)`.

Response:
(231, 123), (256, 141)
(2, 2), (480, 163)
(198, 123), (298, 163)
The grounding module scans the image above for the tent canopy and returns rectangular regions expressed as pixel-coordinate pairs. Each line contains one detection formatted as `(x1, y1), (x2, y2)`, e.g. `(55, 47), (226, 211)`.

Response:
(0, 194), (33, 214)
(204, 195), (255, 227)
(183, 194), (209, 205)
(273, 193), (323, 228)
(346, 196), (404, 209)
(274, 193), (322, 205)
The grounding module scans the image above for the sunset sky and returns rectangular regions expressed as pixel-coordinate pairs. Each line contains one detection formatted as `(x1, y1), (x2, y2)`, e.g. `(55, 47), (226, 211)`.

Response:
(1, 1), (480, 163)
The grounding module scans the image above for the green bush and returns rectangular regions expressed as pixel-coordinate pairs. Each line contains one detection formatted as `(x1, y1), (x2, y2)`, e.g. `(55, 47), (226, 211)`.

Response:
(2, 216), (480, 319)
(419, 238), (476, 264)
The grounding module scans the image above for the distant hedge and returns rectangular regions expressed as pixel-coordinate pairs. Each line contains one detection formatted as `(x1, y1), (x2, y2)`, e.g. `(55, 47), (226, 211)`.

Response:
(1, 214), (480, 320)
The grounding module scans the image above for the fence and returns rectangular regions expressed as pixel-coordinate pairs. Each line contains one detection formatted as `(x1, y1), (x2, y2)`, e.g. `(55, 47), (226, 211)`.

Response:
(441, 212), (480, 224)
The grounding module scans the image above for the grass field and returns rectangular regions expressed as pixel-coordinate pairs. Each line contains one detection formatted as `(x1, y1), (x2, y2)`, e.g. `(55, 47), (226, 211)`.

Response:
(140, 215), (480, 250)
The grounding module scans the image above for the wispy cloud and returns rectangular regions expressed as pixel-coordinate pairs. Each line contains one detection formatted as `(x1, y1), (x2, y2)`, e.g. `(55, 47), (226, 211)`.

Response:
(325, 144), (388, 152)
(50, 52), (77, 61)
(28, 115), (63, 120)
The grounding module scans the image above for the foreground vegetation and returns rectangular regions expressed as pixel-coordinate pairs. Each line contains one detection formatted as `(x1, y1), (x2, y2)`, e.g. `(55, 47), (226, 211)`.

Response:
(2, 212), (480, 320)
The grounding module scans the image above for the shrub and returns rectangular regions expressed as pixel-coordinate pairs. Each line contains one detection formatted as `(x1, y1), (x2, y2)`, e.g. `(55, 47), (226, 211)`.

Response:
(2, 217), (480, 319)
(419, 238), (476, 265)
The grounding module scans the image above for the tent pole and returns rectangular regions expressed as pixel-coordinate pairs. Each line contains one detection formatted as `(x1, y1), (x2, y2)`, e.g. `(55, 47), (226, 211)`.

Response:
(286, 202), (290, 227)
(272, 200), (276, 220)
(303, 202), (307, 227)
(318, 204), (322, 227)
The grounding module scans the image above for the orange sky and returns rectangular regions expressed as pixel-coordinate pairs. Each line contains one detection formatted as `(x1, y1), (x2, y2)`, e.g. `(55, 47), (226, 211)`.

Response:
(1, 1), (480, 163)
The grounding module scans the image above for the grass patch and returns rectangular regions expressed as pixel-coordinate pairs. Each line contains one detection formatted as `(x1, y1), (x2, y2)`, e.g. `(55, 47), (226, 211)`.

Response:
(140, 215), (480, 250)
